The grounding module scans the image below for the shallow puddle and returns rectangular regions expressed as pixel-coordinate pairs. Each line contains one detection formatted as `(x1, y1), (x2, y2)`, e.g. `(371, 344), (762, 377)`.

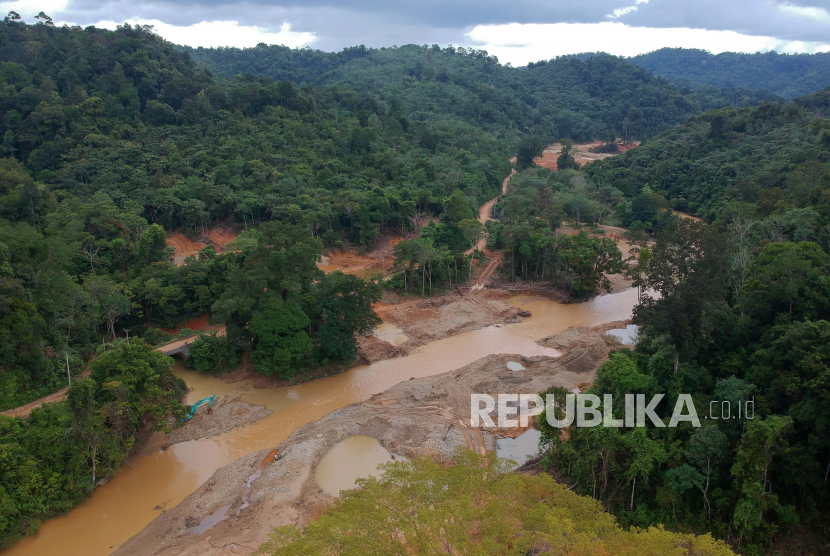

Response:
(7, 288), (638, 556)
(313, 436), (400, 497)
(373, 322), (409, 346)
(496, 429), (542, 469)
(603, 324), (639, 345)
(186, 504), (231, 535)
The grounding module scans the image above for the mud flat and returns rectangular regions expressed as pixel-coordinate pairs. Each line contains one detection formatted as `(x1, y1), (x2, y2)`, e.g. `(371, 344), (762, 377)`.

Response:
(356, 289), (529, 364)
(134, 396), (273, 460)
(382, 289), (528, 344)
(114, 324), (615, 556)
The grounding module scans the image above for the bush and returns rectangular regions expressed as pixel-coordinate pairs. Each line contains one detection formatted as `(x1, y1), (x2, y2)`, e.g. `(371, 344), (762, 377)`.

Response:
(257, 450), (735, 555)
(185, 334), (241, 374)
(142, 327), (172, 346)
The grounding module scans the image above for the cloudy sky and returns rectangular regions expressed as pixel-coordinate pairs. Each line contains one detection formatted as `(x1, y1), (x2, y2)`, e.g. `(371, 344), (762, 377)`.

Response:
(4, 0), (830, 65)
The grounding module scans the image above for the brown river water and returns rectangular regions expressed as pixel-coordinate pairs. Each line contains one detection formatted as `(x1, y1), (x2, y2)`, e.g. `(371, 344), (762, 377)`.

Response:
(6, 289), (638, 556)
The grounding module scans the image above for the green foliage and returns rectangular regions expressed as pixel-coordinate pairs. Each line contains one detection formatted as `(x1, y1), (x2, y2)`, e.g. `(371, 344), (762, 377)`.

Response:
(631, 48), (830, 99)
(250, 295), (313, 378)
(88, 341), (186, 428)
(515, 134), (545, 169)
(0, 341), (185, 548)
(256, 450), (734, 556)
(195, 44), (763, 147)
(633, 218), (730, 373)
(307, 271), (381, 362)
(443, 189), (474, 223)
(0, 20), (782, 406)
(390, 235), (470, 294)
(586, 97), (830, 218)
(543, 211), (830, 550)
(185, 333), (241, 374)
(559, 231), (624, 297)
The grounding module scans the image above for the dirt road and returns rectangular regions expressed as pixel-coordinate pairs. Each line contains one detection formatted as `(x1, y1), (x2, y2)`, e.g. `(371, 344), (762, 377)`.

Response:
(0, 384), (76, 418)
(467, 168), (516, 254)
(471, 250), (503, 290)
(461, 165), (516, 290)
(1, 328), (226, 419)
(157, 325), (226, 355)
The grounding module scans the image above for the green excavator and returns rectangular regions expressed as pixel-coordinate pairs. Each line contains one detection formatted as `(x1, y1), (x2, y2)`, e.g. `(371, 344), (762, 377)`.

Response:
(183, 394), (216, 421)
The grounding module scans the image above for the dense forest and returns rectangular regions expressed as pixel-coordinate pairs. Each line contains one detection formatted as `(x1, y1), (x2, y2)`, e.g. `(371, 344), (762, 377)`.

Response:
(585, 88), (830, 219)
(0, 340), (186, 548)
(190, 43), (773, 144)
(538, 215), (830, 554)
(500, 98), (830, 554)
(0, 20), (517, 412)
(1, 20), (773, 413)
(631, 48), (830, 99)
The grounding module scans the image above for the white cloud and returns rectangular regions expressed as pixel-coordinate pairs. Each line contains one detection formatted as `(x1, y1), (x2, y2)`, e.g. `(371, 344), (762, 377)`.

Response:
(81, 19), (316, 49)
(466, 21), (830, 65)
(778, 4), (830, 23)
(0, 0), (69, 17)
(608, 0), (649, 19)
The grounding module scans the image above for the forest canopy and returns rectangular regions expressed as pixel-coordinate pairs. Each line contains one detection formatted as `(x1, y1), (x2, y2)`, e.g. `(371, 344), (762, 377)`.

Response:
(631, 48), (830, 99)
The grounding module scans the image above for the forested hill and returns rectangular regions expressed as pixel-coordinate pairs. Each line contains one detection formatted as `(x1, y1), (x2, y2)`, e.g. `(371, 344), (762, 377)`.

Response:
(0, 20), (513, 413)
(0, 21), (793, 415)
(585, 87), (830, 219)
(630, 48), (830, 99)
(189, 44), (772, 143)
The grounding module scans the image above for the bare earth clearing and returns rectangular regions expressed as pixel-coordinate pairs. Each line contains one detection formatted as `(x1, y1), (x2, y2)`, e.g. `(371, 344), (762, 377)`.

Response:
(534, 140), (640, 171)
(114, 323), (621, 556)
(167, 226), (238, 266)
(317, 234), (408, 279)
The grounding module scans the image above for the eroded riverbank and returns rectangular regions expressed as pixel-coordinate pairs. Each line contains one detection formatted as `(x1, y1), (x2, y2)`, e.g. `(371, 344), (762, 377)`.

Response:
(6, 289), (638, 556)
(115, 323), (618, 556)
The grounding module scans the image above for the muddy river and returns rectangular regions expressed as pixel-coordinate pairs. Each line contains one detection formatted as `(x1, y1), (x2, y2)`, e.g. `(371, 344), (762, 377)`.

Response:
(6, 289), (638, 556)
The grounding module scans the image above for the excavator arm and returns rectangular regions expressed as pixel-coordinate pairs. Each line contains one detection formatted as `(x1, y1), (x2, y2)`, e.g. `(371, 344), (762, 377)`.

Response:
(184, 394), (216, 421)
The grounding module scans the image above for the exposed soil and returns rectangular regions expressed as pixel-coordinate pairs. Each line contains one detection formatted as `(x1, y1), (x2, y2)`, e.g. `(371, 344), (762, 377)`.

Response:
(160, 314), (212, 336)
(470, 168), (515, 252)
(534, 140), (640, 171)
(317, 250), (385, 278)
(471, 249), (503, 290)
(167, 233), (208, 266)
(672, 210), (704, 222)
(317, 234), (405, 279)
(133, 396), (273, 461)
(167, 227), (239, 266)
(114, 323), (616, 556)
(354, 288), (529, 364)
(204, 227), (238, 250)
(379, 289), (527, 345)
(355, 334), (406, 364)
